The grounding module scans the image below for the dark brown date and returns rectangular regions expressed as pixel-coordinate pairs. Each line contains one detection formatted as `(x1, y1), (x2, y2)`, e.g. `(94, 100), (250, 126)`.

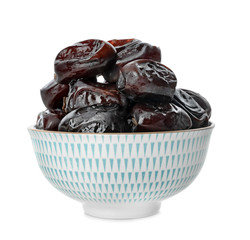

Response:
(36, 110), (65, 131)
(108, 39), (135, 47)
(40, 79), (69, 112)
(182, 89), (212, 118)
(37, 38), (212, 133)
(55, 39), (117, 84)
(108, 39), (161, 67)
(130, 103), (192, 132)
(65, 79), (127, 112)
(117, 59), (177, 102)
(173, 89), (209, 128)
(58, 105), (126, 133)
(104, 39), (161, 83)
(103, 65), (122, 83)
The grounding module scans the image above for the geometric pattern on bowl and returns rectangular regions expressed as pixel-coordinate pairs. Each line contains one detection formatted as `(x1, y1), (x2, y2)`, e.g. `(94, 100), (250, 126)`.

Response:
(28, 125), (214, 205)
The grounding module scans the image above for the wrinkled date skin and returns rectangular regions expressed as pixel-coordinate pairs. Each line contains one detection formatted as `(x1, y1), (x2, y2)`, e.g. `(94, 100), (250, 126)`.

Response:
(104, 39), (161, 83)
(65, 79), (127, 112)
(58, 105), (126, 133)
(36, 110), (65, 131)
(173, 89), (209, 128)
(108, 39), (161, 67)
(40, 79), (69, 112)
(117, 59), (177, 102)
(55, 39), (117, 84)
(182, 89), (212, 118)
(36, 38), (212, 133)
(131, 103), (192, 132)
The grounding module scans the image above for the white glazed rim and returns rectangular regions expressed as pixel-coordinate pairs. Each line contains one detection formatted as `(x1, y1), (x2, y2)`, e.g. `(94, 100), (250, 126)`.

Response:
(28, 122), (215, 135)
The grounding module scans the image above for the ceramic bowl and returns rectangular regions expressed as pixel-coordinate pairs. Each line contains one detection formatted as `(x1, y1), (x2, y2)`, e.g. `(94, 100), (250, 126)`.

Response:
(28, 123), (214, 219)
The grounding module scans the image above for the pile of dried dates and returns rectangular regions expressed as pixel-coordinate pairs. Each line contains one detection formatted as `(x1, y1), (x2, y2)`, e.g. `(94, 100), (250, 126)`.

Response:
(36, 39), (211, 133)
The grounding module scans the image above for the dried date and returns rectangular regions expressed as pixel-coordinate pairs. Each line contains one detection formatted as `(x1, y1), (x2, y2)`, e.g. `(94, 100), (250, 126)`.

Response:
(104, 39), (161, 83)
(108, 39), (161, 66)
(65, 79), (127, 112)
(40, 79), (69, 112)
(130, 103), (192, 132)
(182, 89), (211, 118)
(58, 105), (126, 133)
(36, 110), (65, 131)
(117, 59), (177, 102)
(55, 39), (117, 83)
(173, 89), (209, 128)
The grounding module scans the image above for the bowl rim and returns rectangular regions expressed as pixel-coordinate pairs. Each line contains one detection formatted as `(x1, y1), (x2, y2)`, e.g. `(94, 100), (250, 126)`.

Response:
(28, 122), (215, 135)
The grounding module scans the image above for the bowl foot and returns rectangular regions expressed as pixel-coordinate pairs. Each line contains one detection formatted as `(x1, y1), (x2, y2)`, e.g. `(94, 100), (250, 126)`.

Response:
(83, 201), (161, 219)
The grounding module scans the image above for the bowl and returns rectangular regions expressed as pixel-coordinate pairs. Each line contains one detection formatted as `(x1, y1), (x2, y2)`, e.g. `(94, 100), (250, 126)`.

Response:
(28, 123), (214, 219)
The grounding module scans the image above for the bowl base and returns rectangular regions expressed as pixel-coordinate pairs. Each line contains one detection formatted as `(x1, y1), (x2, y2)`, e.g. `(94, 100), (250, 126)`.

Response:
(83, 201), (161, 219)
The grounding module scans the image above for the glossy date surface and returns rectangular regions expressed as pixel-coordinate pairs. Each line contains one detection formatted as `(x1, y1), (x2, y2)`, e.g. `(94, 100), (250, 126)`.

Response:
(173, 89), (209, 128)
(117, 59), (177, 102)
(104, 39), (161, 83)
(65, 79), (127, 112)
(108, 39), (135, 47)
(36, 110), (65, 131)
(58, 105), (126, 133)
(182, 89), (212, 118)
(103, 65), (122, 83)
(36, 38), (212, 133)
(40, 79), (69, 112)
(130, 103), (192, 132)
(108, 39), (161, 67)
(55, 39), (117, 84)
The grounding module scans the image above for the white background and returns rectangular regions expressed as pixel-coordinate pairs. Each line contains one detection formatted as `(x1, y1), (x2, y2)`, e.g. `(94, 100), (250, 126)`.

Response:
(0, 0), (250, 239)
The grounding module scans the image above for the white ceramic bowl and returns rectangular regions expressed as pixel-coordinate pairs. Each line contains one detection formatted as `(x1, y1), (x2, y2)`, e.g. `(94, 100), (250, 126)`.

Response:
(28, 123), (214, 219)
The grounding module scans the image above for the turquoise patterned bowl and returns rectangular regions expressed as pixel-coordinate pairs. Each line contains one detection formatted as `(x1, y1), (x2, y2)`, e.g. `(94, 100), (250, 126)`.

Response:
(28, 123), (214, 219)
